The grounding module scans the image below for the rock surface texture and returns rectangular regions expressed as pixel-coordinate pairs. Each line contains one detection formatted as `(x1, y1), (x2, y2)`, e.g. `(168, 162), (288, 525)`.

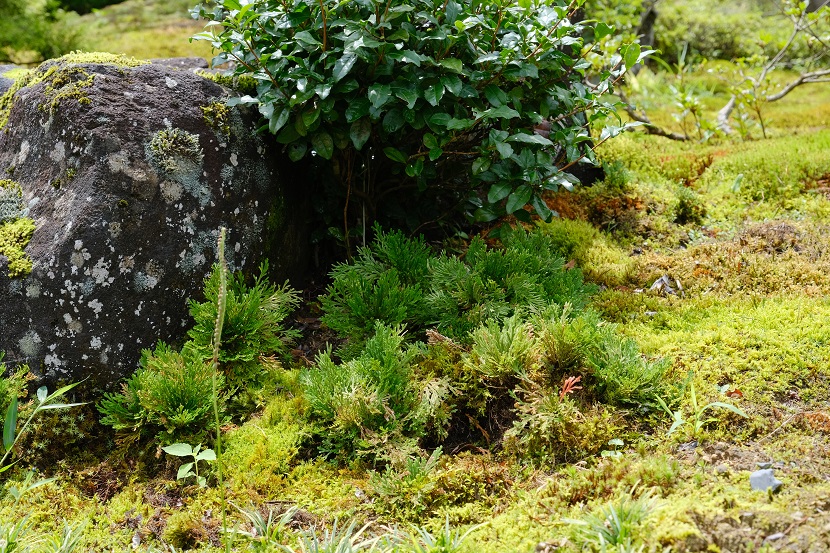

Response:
(0, 54), (308, 391)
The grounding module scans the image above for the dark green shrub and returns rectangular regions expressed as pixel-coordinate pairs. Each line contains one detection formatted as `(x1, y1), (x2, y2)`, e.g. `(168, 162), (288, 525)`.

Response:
(188, 262), (300, 388)
(0, 0), (79, 63)
(98, 342), (224, 447)
(193, 0), (642, 236)
(654, 0), (764, 62)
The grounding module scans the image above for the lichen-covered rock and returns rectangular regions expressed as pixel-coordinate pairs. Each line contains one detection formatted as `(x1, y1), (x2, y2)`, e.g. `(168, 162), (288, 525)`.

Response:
(0, 53), (309, 391)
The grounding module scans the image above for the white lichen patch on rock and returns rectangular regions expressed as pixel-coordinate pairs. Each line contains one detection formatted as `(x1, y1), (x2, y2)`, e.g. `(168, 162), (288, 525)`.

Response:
(18, 330), (42, 357)
(49, 141), (65, 163)
(87, 298), (103, 314)
(159, 180), (183, 203)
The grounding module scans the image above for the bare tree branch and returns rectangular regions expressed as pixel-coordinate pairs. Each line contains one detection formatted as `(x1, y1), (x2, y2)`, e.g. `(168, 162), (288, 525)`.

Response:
(716, 95), (737, 134)
(618, 88), (689, 141)
(766, 68), (830, 101)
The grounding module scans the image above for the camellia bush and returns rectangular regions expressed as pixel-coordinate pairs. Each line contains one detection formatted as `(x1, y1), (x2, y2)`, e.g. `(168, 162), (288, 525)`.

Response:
(193, 0), (646, 242)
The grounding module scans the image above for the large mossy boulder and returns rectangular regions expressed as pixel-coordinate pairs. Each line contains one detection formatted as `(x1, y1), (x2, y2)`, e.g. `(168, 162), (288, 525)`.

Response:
(0, 53), (309, 391)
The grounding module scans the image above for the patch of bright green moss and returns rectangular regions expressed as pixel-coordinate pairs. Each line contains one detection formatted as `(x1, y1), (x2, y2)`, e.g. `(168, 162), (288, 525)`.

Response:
(701, 130), (830, 202)
(0, 179), (34, 278)
(201, 101), (231, 136)
(195, 70), (257, 96)
(536, 218), (634, 287)
(1, 67), (29, 81)
(625, 296), (830, 419)
(223, 391), (308, 496)
(0, 52), (148, 130)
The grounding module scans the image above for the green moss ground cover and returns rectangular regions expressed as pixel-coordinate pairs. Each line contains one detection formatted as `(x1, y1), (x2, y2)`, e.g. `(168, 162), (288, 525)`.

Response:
(1, 31), (830, 553)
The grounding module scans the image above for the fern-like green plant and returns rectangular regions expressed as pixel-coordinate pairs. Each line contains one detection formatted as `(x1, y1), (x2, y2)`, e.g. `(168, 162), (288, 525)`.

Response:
(463, 315), (540, 381)
(188, 260), (300, 387)
(301, 323), (419, 460)
(321, 226), (433, 351)
(586, 329), (670, 408)
(98, 342), (224, 447)
(321, 225), (596, 347)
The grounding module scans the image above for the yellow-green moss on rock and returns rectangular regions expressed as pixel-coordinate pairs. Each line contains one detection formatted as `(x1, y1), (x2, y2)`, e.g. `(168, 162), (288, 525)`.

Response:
(200, 101), (231, 136)
(0, 218), (35, 278)
(0, 179), (34, 278)
(0, 52), (149, 130)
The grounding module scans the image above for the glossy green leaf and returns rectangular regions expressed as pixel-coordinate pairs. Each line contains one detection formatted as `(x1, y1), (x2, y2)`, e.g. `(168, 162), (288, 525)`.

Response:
(530, 193), (554, 222)
(368, 84), (392, 109)
(302, 106), (321, 127)
(505, 184), (532, 214)
(507, 132), (553, 145)
(484, 84), (509, 107)
(288, 141), (308, 161)
(594, 22), (615, 41)
(472, 157), (491, 175)
(350, 118), (372, 150)
(312, 131), (335, 159)
(480, 105), (520, 120)
(345, 99), (370, 122)
(622, 43), (641, 70)
(268, 108), (291, 134)
(447, 118), (474, 130)
(162, 443), (194, 457)
(393, 85), (419, 109)
(405, 158), (424, 177)
(400, 50), (425, 66)
(177, 462), (195, 480)
(427, 113), (451, 129)
(473, 206), (500, 222)
(196, 449), (217, 461)
(424, 83), (444, 107)
(440, 75), (463, 96)
(383, 147), (408, 163)
(438, 58), (464, 73)
(487, 182), (512, 203)
(495, 141), (513, 159)
(382, 109), (406, 133)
